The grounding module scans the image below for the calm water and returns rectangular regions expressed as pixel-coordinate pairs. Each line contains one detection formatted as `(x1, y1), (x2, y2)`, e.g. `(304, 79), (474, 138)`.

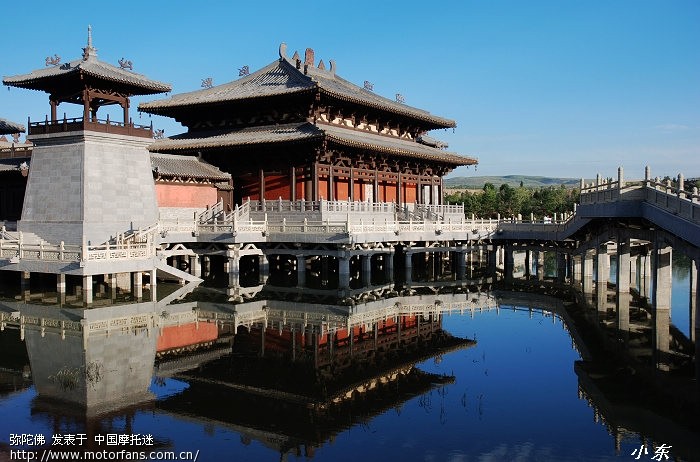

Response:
(1, 281), (698, 462)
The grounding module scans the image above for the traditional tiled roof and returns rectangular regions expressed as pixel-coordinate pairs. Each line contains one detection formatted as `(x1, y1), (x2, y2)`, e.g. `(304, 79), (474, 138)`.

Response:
(3, 28), (171, 95)
(0, 118), (25, 135)
(321, 124), (473, 165)
(148, 123), (321, 151)
(151, 153), (231, 181)
(148, 122), (476, 166)
(141, 60), (314, 111)
(139, 49), (455, 129)
(4, 57), (171, 95)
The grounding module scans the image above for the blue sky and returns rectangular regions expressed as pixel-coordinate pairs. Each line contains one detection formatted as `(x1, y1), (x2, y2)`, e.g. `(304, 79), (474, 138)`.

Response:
(1, 1), (698, 180)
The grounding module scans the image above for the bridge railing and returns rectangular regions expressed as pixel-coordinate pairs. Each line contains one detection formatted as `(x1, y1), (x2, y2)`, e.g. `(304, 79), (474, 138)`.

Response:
(579, 166), (700, 225)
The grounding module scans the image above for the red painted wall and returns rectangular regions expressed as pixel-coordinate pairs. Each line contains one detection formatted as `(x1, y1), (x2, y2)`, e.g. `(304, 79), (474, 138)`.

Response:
(157, 322), (219, 352)
(264, 174), (291, 200)
(334, 178), (350, 200)
(404, 183), (417, 203)
(156, 183), (218, 208)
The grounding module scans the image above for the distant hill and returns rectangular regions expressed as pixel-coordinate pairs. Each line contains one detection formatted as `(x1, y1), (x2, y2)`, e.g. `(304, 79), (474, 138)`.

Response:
(444, 175), (581, 189)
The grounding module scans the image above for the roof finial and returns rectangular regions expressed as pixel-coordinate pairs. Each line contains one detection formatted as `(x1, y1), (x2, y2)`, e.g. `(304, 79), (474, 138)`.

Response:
(279, 42), (287, 60)
(82, 24), (98, 60)
(304, 48), (314, 67)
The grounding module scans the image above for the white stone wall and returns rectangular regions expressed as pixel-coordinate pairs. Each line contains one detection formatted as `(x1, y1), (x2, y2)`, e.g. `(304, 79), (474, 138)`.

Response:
(19, 131), (158, 245)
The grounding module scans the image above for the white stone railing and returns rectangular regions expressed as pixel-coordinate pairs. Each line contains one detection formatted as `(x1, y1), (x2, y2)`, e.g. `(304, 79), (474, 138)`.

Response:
(198, 200), (226, 223)
(0, 233), (155, 263)
(248, 198), (396, 215)
(579, 166), (700, 225)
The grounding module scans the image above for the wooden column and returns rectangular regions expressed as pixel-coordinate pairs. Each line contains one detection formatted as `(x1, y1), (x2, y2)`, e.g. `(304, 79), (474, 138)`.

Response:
(258, 168), (265, 202)
(398, 173), (403, 206)
(50, 99), (58, 122)
(312, 163), (318, 201)
(349, 167), (354, 201)
(373, 169), (379, 202)
(290, 166), (296, 201)
(82, 89), (90, 121)
(328, 165), (334, 201)
(122, 97), (129, 125)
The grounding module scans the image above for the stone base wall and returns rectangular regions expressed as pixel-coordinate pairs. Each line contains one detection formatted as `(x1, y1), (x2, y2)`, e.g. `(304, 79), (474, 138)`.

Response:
(19, 131), (158, 245)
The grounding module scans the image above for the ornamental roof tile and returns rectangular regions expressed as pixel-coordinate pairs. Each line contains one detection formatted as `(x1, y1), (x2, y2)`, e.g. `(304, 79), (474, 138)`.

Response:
(140, 51), (455, 128)
(148, 122), (476, 166)
(0, 118), (25, 135)
(150, 153), (231, 181)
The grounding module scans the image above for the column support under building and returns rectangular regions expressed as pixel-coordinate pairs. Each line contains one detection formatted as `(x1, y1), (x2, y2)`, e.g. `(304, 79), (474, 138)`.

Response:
(296, 255), (306, 288)
(596, 244), (609, 314)
(83, 275), (93, 306)
(616, 235), (631, 335)
(652, 239), (672, 361)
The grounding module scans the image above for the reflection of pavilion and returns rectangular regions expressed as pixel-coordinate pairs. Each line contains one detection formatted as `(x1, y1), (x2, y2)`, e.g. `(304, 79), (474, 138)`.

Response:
(0, 282), (202, 414)
(157, 294), (477, 459)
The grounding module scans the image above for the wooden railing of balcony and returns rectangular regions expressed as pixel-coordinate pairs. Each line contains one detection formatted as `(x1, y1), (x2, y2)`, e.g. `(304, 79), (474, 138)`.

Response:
(28, 116), (153, 138)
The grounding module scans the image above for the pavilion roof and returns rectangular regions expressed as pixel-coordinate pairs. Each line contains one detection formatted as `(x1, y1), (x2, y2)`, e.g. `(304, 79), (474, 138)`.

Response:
(148, 122), (476, 167)
(139, 47), (456, 129)
(150, 153), (231, 181)
(0, 118), (25, 135)
(3, 27), (171, 96)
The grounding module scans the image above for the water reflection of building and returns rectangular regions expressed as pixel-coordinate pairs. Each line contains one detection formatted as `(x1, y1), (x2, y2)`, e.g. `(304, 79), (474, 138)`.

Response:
(156, 294), (478, 459)
(575, 361), (700, 462)
(0, 281), (202, 413)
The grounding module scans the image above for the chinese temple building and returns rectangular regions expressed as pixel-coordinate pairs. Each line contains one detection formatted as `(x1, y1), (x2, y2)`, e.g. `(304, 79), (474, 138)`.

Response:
(141, 44), (476, 207)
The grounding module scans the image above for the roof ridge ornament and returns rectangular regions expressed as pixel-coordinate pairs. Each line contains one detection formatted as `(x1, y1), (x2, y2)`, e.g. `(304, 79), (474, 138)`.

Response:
(329, 59), (336, 75)
(82, 25), (98, 61)
(45, 54), (61, 67)
(279, 42), (287, 60)
(118, 58), (133, 71)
